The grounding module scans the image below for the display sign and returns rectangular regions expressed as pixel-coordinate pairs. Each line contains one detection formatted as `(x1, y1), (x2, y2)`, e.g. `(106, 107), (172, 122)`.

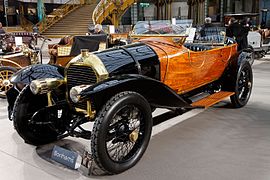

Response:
(140, 3), (150, 7)
(109, 25), (115, 34)
(172, 18), (176, 25)
(51, 145), (81, 169)
(185, 28), (196, 43)
(15, 37), (23, 47)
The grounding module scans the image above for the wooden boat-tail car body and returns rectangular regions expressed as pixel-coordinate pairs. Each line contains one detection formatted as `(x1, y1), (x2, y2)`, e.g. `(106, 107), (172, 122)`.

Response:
(10, 20), (253, 174)
(139, 37), (237, 94)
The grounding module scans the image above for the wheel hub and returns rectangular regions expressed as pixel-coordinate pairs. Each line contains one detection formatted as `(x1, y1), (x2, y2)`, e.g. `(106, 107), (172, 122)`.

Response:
(248, 81), (252, 88)
(129, 130), (139, 142)
(2, 79), (10, 86)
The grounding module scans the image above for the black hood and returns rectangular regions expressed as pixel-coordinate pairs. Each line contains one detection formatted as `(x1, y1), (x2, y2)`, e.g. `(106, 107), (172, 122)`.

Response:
(93, 42), (160, 80)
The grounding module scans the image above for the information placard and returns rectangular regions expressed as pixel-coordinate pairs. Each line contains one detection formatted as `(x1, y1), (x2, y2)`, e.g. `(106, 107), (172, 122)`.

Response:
(51, 145), (81, 169)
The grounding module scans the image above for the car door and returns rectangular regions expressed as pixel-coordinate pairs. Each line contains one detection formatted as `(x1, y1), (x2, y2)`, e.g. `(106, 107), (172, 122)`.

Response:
(191, 45), (235, 88)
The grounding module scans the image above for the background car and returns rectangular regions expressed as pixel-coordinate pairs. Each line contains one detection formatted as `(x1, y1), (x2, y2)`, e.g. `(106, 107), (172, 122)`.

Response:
(0, 32), (42, 98)
(225, 13), (270, 59)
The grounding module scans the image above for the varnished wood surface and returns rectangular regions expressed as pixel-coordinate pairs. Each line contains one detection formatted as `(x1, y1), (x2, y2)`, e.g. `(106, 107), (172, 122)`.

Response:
(55, 56), (74, 67)
(142, 38), (238, 94)
(0, 55), (31, 68)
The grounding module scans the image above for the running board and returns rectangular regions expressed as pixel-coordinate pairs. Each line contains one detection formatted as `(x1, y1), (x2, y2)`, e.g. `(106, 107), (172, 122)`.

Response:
(191, 91), (235, 108)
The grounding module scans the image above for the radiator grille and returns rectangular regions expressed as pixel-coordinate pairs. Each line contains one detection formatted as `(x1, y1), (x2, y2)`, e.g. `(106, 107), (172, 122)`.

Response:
(74, 102), (87, 110)
(66, 64), (97, 91)
(66, 64), (98, 110)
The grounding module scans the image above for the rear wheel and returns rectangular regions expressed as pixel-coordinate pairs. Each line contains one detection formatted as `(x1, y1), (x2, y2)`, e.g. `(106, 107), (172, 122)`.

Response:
(13, 85), (68, 145)
(230, 61), (253, 108)
(91, 91), (152, 174)
(0, 66), (17, 98)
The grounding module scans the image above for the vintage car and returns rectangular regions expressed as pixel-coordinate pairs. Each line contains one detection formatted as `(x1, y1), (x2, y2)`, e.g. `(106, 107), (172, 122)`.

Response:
(0, 32), (44, 98)
(10, 20), (253, 174)
(224, 13), (270, 59)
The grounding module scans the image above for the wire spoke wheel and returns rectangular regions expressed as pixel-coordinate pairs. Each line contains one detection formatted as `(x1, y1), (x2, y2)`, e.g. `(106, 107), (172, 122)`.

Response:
(91, 91), (152, 174)
(106, 105), (142, 162)
(0, 66), (17, 98)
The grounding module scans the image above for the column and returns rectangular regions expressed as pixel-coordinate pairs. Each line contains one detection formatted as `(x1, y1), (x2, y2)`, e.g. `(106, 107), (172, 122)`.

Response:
(131, 4), (138, 25)
(205, 0), (208, 18)
(220, 0), (224, 22)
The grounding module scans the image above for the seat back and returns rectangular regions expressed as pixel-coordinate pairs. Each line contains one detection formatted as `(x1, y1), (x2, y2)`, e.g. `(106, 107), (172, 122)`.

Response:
(203, 27), (226, 37)
(57, 46), (72, 57)
(70, 34), (107, 56)
(198, 35), (225, 43)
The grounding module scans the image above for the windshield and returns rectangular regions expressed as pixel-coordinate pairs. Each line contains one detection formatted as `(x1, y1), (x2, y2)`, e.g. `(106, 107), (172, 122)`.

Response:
(133, 20), (193, 36)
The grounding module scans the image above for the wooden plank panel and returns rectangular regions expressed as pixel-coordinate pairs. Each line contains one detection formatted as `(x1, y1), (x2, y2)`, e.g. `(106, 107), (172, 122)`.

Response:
(192, 91), (235, 108)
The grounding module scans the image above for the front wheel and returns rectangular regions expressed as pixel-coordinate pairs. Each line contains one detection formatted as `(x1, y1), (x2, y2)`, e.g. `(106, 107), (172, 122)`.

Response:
(91, 91), (152, 174)
(230, 61), (253, 108)
(13, 85), (68, 145)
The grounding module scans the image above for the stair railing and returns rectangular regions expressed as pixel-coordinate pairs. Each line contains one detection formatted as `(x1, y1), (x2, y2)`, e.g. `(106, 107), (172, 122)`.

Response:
(93, 0), (136, 27)
(20, 16), (34, 32)
(36, 0), (82, 33)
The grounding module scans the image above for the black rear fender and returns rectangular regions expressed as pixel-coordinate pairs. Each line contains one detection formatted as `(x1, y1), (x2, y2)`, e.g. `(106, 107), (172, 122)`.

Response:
(79, 74), (191, 111)
(221, 51), (251, 91)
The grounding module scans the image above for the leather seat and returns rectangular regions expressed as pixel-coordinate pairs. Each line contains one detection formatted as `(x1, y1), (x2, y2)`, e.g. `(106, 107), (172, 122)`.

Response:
(184, 43), (212, 51)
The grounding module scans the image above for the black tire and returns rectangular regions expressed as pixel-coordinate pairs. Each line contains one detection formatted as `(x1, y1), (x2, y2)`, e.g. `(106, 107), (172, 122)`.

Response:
(230, 61), (253, 108)
(91, 91), (152, 174)
(0, 66), (17, 98)
(13, 85), (65, 145)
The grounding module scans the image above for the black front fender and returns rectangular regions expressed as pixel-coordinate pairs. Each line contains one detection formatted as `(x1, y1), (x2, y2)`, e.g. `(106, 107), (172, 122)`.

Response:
(79, 74), (191, 110)
(10, 64), (64, 84)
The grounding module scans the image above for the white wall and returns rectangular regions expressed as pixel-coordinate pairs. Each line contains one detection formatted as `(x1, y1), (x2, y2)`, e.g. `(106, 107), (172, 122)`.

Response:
(171, 2), (188, 19)
(141, 2), (188, 19)
(143, 4), (156, 18)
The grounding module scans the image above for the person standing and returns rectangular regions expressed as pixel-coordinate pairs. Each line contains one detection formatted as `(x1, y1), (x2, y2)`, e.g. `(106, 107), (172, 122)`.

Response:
(226, 17), (248, 51)
(200, 17), (214, 37)
(0, 22), (6, 34)
(88, 24), (105, 35)
(239, 19), (250, 50)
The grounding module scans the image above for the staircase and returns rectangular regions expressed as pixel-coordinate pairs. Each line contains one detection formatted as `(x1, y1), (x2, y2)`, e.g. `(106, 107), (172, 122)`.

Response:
(42, 4), (96, 37)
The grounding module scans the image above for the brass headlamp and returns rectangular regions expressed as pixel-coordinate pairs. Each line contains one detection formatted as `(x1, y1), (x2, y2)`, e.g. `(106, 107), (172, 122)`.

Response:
(30, 78), (65, 95)
(69, 84), (92, 103)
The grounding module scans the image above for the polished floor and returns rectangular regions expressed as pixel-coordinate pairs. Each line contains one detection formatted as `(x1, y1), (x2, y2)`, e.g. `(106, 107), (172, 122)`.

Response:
(0, 58), (269, 180)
